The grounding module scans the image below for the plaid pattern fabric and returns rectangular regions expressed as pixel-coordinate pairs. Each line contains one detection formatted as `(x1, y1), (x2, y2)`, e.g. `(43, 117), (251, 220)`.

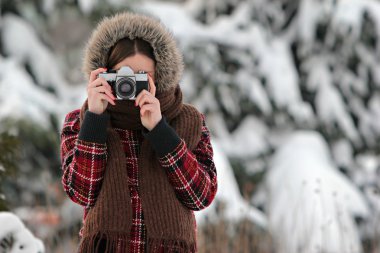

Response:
(60, 109), (217, 252)
(115, 128), (147, 252)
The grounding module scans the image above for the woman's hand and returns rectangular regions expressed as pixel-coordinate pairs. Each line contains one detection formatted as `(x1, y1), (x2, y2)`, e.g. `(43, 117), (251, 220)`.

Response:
(87, 68), (116, 115)
(135, 74), (162, 131)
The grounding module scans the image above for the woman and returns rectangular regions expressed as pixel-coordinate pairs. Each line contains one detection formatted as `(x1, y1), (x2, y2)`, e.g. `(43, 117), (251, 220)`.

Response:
(60, 11), (218, 253)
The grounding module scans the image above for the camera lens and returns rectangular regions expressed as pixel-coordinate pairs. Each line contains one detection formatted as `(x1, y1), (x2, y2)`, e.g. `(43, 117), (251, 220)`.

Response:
(120, 84), (131, 93)
(116, 77), (136, 99)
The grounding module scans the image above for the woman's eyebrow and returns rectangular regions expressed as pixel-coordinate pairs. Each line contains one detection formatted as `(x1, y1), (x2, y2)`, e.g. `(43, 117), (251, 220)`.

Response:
(114, 67), (154, 73)
(137, 70), (155, 73)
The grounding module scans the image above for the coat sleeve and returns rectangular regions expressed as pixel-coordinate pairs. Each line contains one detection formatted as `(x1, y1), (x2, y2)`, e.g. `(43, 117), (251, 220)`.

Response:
(144, 114), (218, 211)
(60, 110), (109, 208)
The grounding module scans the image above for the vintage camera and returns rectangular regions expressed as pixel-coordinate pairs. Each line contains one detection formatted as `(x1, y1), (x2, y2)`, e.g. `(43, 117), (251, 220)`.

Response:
(98, 66), (149, 100)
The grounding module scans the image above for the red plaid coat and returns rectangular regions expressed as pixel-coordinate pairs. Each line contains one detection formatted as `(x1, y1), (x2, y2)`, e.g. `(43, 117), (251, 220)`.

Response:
(60, 109), (217, 252)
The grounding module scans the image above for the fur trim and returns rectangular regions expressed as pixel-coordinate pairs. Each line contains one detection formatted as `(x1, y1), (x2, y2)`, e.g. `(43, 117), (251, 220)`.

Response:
(82, 12), (184, 92)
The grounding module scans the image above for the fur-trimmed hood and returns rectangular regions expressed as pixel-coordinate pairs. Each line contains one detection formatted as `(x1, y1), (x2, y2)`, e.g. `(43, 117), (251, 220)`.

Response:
(82, 12), (184, 92)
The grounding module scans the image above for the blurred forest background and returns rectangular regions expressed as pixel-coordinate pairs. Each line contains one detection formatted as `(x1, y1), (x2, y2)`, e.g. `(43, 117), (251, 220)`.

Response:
(1, 0), (380, 252)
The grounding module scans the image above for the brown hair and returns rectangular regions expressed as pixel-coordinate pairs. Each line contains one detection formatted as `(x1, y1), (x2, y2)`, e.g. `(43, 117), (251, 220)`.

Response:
(106, 37), (156, 70)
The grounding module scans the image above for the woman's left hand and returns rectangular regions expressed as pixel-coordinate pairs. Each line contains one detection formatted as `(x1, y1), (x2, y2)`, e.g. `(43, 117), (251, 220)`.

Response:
(135, 74), (162, 131)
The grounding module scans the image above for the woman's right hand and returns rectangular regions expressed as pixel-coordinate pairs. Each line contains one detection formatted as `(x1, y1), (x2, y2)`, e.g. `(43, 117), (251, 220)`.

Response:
(87, 68), (116, 115)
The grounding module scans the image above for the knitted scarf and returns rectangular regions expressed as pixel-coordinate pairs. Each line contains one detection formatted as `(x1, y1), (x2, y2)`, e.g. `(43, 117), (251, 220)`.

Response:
(78, 85), (203, 253)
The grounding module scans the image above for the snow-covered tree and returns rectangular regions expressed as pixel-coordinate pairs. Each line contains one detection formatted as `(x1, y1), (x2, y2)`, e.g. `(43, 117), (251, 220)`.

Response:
(0, 212), (44, 253)
(262, 131), (369, 253)
(139, 0), (380, 251)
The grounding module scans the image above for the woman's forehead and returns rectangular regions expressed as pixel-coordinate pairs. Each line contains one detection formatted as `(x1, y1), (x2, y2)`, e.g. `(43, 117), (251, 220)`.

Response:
(113, 53), (155, 73)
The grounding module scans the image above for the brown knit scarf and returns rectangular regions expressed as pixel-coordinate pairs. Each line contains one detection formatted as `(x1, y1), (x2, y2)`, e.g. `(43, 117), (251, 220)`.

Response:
(77, 85), (203, 253)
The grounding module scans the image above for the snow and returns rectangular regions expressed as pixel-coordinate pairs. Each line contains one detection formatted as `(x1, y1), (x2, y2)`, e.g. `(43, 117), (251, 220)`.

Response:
(332, 0), (380, 40)
(141, 2), (206, 43)
(218, 85), (241, 116)
(0, 212), (45, 253)
(2, 14), (67, 95)
(140, 0), (314, 125)
(235, 71), (272, 116)
(359, 94), (380, 146)
(140, 1), (313, 123)
(331, 139), (354, 169)
(304, 57), (361, 144)
(353, 154), (379, 193)
(297, 0), (335, 43)
(0, 15), (86, 127)
(262, 131), (369, 253)
(219, 116), (269, 158)
(138, 4), (377, 249)
(317, 80), (359, 142)
(77, 0), (130, 14)
(78, 0), (98, 15)
(203, 112), (231, 140)
(258, 39), (301, 110)
(0, 58), (59, 128)
(0, 56), (83, 130)
(42, 0), (56, 14)
(195, 141), (267, 228)
(192, 86), (219, 113)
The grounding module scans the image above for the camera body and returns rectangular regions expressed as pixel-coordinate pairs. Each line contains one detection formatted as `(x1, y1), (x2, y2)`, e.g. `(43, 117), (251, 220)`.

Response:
(98, 66), (149, 100)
